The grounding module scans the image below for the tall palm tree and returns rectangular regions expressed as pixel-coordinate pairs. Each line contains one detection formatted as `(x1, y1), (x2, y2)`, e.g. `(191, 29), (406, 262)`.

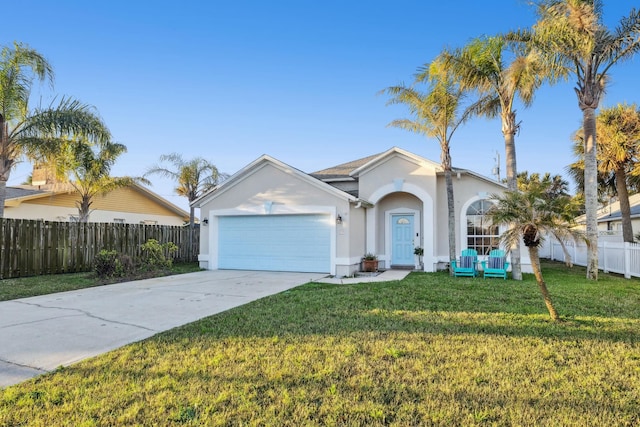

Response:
(145, 153), (227, 258)
(485, 188), (586, 321)
(435, 36), (557, 280)
(0, 42), (111, 217)
(51, 139), (146, 222)
(530, 0), (640, 279)
(568, 103), (640, 242)
(383, 60), (482, 272)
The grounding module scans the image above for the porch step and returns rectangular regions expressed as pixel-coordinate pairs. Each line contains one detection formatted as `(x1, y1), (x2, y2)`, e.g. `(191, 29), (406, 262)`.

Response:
(390, 265), (414, 270)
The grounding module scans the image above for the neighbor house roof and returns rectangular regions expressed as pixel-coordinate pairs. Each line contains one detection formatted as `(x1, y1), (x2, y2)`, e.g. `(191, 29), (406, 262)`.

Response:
(4, 183), (190, 219)
(584, 193), (640, 223)
(4, 186), (54, 207)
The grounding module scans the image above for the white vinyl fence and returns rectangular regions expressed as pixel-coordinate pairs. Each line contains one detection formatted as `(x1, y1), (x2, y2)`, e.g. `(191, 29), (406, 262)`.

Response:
(539, 236), (640, 279)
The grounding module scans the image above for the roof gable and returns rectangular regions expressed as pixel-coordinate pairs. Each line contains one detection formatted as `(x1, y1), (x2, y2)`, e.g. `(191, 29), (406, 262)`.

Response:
(349, 147), (442, 178)
(192, 155), (357, 207)
(309, 147), (443, 182)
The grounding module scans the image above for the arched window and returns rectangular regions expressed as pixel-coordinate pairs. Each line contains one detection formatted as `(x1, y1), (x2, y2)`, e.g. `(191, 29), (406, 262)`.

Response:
(466, 199), (499, 255)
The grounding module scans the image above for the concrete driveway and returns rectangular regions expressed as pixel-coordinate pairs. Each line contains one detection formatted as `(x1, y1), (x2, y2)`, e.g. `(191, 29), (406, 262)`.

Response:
(0, 270), (325, 388)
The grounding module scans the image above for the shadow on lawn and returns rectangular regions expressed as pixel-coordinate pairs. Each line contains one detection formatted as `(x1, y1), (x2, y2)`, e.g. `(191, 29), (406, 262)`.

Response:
(176, 266), (640, 344)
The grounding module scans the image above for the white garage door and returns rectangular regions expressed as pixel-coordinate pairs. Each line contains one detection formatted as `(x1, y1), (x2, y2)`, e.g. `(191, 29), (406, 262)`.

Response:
(218, 214), (331, 273)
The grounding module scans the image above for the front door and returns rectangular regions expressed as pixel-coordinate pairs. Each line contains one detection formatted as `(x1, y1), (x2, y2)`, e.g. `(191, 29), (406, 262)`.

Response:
(391, 214), (414, 266)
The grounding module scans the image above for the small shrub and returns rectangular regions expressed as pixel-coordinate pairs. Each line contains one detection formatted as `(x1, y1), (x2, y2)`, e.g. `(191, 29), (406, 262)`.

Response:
(94, 251), (136, 279)
(139, 239), (178, 270)
(94, 250), (121, 278)
(116, 254), (135, 277)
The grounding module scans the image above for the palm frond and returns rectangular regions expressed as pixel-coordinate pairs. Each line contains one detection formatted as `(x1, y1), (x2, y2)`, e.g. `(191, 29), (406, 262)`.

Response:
(485, 189), (584, 252)
(17, 97), (111, 148)
(145, 153), (225, 203)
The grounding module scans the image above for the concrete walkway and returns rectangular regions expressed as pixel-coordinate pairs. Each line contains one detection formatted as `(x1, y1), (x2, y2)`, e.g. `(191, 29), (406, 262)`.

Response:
(0, 268), (411, 388)
(313, 269), (411, 284)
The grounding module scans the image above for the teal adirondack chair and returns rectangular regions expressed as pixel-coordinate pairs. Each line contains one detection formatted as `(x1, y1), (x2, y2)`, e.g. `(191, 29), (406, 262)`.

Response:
(451, 249), (478, 277)
(481, 249), (509, 279)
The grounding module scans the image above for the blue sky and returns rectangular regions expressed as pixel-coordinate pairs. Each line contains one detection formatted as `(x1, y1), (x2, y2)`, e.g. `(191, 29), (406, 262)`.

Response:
(5, 0), (640, 211)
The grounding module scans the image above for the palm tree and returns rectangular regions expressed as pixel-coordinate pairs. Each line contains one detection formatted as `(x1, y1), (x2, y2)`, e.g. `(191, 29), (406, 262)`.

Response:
(53, 140), (146, 222)
(516, 171), (570, 198)
(145, 154), (227, 258)
(485, 188), (587, 321)
(435, 36), (558, 280)
(0, 42), (111, 218)
(383, 60), (481, 272)
(530, 0), (640, 279)
(568, 103), (640, 242)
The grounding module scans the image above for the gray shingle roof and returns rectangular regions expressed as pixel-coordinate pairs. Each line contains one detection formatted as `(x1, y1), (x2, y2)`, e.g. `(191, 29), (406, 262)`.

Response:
(5, 186), (48, 199)
(599, 204), (640, 221)
(310, 152), (383, 180)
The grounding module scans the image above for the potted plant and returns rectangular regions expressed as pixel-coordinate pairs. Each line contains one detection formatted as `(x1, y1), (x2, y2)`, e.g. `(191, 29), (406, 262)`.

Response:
(362, 253), (378, 272)
(414, 246), (424, 266)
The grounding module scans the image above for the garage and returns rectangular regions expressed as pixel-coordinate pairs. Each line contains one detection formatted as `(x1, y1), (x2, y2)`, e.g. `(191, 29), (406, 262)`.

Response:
(217, 214), (331, 273)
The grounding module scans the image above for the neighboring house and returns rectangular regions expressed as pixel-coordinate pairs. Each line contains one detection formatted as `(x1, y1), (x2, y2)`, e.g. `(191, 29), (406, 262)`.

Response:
(4, 183), (190, 226)
(194, 147), (510, 277)
(576, 193), (640, 238)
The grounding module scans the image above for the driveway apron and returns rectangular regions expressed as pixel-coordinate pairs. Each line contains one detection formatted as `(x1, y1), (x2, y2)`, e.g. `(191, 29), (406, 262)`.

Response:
(0, 270), (324, 388)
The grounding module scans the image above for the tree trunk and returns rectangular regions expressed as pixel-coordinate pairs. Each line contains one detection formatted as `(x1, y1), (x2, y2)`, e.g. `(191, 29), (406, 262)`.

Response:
(583, 107), (599, 279)
(502, 111), (522, 280)
(615, 167), (634, 243)
(0, 180), (6, 219)
(188, 206), (195, 261)
(445, 169), (456, 276)
(78, 195), (91, 223)
(528, 246), (560, 321)
(442, 144), (456, 276)
(0, 119), (11, 219)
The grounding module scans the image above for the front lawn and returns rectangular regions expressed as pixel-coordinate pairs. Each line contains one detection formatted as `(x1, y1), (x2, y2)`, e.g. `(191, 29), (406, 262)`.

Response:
(1, 261), (639, 426)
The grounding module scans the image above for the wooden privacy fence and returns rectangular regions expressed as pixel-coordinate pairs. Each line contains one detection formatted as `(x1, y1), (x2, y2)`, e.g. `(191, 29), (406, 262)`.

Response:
(0, 219), (200, 279)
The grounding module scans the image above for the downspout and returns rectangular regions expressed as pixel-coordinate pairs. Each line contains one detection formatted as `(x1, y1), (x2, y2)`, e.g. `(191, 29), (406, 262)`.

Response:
(355, 200), (365, 271)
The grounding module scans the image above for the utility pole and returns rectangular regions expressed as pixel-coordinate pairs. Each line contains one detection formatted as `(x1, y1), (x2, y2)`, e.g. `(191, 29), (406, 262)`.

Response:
(491, 151), (500, 182)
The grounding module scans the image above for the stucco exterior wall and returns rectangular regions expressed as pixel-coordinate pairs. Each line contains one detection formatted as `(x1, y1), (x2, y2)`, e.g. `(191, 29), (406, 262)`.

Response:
(357, 155), (438, 202)
(332, 204), (366, 277)
(197, 162), (354, 275)
(358, 154), (438, 271)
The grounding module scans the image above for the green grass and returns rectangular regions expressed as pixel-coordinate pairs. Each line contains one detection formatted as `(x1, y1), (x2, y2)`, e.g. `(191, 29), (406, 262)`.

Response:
(1, 261), (639, 426)
(0, 262), (203, 301)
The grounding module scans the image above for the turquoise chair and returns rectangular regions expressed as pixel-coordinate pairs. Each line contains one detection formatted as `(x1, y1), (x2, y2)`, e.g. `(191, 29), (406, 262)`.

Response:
(481, 249), (510, 279)
(451, 249), (478, 277)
